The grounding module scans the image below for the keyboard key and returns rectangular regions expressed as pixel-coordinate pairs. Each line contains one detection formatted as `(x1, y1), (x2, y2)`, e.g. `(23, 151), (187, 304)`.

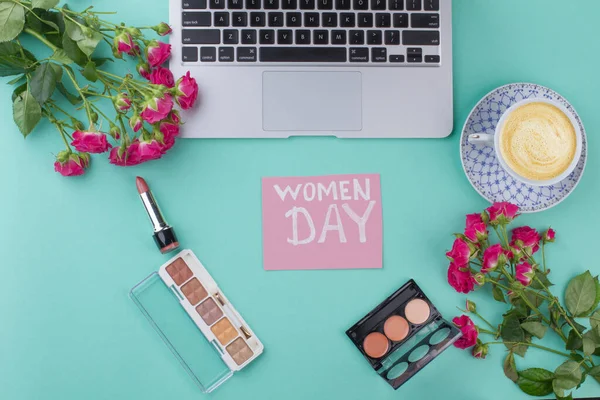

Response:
(406, 0), (421, 10)
(286, 12), (302, 26)
(322, 13), (337, 27)
(336, 0), (351, 9)
(389, 54), (404, 62)
(313, 30), (328, 44)
(250, 12), (266, 26)
(331, 30), (347, 44)
(214, 12), (229, 26)
(349, 47), (368, 62)
(295, 29), (311, 44)
(232, 12), (248, 26)
(200, 47), (216, 61)
(241, 29), (257, 44)
(411, 13), (439, 28)
(282, 0), (297, 8)
(260, 47), (346, 62)
(305, 13), (319, 27)
(182, 46), (198, 62)
(318, 0), (333, 9)
(403, 30), (439, 45)
(277, 29), (293, 44)
(389, 0), (403, 10)
(260, 29), (275, 44)
(375, 13), (390, 27)
(350, 30), (364, 44)
(393, 13), (408, 27)
(246, 0), (261, 8)
(408, 55), (422, 62)
(407, 47), (422, 55)
(367, 30), (382, 45)
(300, 0), (315, 9)
(183, 0), (207, 9)
(264, 0), (279, 8)
(237, 47), (257, 61)
(425, 55), (440, 63)
(228, 0), (244, 8)
(358, 13), (373, 27)
(424, 0), (438, 10)
(182, 12), (211, 27)
(372, 48), (386, 62)
(340, 13), (355, 27)
(353, 0), (368, 10)
(219, 47), (234, 61)
(223, 29), (239, 44)
(269, 12), (284, 26)
(183, 29), (221, 44)
(384, 30), (399, 44)
(371, 0), (385, 10)
(210, 0), (225, 8)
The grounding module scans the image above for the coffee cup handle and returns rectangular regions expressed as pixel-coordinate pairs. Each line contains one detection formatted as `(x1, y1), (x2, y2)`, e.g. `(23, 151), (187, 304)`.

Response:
(468, 133), (494, 145)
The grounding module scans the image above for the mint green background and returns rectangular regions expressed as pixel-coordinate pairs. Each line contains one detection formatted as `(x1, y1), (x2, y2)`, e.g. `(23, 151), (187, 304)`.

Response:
(1, 0), (599, 399)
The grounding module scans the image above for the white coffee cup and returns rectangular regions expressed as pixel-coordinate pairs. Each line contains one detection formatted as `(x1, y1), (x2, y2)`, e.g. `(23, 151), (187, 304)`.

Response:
(468, 98), (583, 187)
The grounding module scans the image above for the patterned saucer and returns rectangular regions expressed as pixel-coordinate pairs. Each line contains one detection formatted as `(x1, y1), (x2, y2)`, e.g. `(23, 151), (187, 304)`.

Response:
(460, 83), (587, 213)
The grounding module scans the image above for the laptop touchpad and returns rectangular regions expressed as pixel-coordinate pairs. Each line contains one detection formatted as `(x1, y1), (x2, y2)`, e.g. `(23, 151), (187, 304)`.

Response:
(262, 71), (362, 132)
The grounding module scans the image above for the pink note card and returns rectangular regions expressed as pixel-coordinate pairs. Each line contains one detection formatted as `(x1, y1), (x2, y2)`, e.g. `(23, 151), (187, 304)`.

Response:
(262, 174), (383, 271)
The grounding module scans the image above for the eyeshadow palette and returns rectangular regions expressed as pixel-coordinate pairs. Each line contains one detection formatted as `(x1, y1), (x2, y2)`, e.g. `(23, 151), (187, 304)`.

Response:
(131, 250), (263, 393)
(346, 279), (461, 390)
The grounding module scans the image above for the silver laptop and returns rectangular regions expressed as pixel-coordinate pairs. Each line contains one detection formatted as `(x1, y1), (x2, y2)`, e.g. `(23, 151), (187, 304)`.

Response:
(169, 0), (452, 138)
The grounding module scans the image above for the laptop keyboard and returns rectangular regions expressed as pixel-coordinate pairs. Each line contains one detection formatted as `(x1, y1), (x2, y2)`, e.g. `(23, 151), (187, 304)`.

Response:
(180, 0), (441, 64)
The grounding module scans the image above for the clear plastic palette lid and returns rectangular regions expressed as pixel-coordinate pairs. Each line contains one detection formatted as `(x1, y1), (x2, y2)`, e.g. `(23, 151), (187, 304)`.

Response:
(130, 272), (232, 393)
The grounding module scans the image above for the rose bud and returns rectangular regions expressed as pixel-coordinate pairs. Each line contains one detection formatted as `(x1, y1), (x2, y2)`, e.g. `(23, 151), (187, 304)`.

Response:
(137, 62), (151, 80)
(173, 71), (199, 110)
(153, 22), (173, 36)
(473, 273), (485, 286)
(466, 300), (477, 313)
(481, 244), (508, 274)
(126, 27), (143, 38)
(149, 66), (175, 88)
(486, 202), (519, 226)
(543, 228), (556, 243)
(113, 32), (136, 56)
(141, 94), (174, 124)
(472, 339), (489, 359)
(515, 262), (535, 287)
(71, 118), (85, 131)
(113, 93), (132, 112)
(146, 40), (172, 67)
(129, 114), (143, 132)
(54, 151), (90, 177)
(109, 125), (121, 140)
(71, 130), (112, 153)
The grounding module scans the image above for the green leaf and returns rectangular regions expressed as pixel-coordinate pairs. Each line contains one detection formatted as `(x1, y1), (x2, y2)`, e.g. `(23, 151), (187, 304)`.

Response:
(51, 49), (73, 64)
(503, 352), (518, 382)
(591, 310), (600, 330)
(0, 3), (25, 42)
(516, 368), (554, 396)
(56, 82), (81, 105)
(525, 290), (545, 308)
(502, 314), (526, 356)
(530, 271), (554, 290)
(521, 321), (547, 339)
(64, 17), (86, 42)
(32, 0), (60, 9)
(492, 284), (506, 303)
(11, 82), (27, 102)
(565, 271), (596, 317)
(583, 337), (595, 356)
(0, 42), (37, 76)
(62, 34), (86, 66)
(582, 277), (600, 316)
(588, 365), (600, 378)
(583, 325), (600, 348)
(7, 73), (23, 85)
(92, 57), (113, 67)
(30, 63), (57, 105)
(13, 91), (41, 137)
(76, 31), (101, 56)
(81, 60), (97, 82)
(566, 328), (583, 351)
(572, 319), (587, 334)
(554, 360), (582, 391)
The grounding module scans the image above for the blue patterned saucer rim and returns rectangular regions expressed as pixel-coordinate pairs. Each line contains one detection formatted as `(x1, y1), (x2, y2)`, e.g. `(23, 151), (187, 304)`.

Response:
(459, 82), (588, 213)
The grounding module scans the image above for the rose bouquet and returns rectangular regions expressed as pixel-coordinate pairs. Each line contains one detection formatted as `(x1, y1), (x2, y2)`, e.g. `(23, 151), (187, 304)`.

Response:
(0, 0), (199, 176)
(446, 202), (600, 399)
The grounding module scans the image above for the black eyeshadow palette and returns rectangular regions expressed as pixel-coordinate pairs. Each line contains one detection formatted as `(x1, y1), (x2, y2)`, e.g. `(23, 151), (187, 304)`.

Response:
(346, 280), (462, 389)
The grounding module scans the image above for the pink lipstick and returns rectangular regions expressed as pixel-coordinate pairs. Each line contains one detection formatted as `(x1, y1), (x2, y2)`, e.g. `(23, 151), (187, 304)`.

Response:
(136, 176), (180, 254)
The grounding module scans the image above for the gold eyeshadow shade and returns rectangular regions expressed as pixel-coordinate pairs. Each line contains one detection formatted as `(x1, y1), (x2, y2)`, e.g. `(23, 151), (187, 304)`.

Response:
(165, 258), (193, 285)
(196, 298), (223, 325)
(384, 316), (409, 341)
(181, 278), (208, 305)
(226, 338), (254, 366)
(404, 299), (431, 324)
(363, 332), (389, 359)
(211, 318), (238, 345)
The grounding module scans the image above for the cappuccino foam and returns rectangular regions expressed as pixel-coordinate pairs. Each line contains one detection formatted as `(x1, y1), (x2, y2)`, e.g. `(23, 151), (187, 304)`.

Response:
(499, 102), (577, 181)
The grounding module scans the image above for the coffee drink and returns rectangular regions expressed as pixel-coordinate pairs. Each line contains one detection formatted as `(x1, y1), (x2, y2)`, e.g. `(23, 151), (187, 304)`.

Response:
(499, 102), (577, 181)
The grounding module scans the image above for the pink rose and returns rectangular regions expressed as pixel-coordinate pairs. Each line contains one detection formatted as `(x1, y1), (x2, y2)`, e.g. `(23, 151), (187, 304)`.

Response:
(465, 221), (487, 243)
(486, 202), (519, 225)
(515, 262), (534, 287)
(114, 32), (136, 56)
(54, 152), (89, 177)
(146, 40), (171, 67)
(130, 114), (143, 132)
(149, 66), (175, 88)
(114, 93), (132, 112)
(174, 71), (199, 110)
(154, 22), (172, 36)
(135, 139), (164, 163)
(466, 213), (483, 228)
(447, 262), (476, 294)
(511, 226), (541, 254)
(71, 131), (112, 153)
(472, 340), (488, 359)
(160, 113), (181, 151)
(109, 144), (141, 167)
(452, 315), (478, 349)
(543, 228), (556, 243)
(141, 94), (174, 124)
(482, 244), (508, 274)
(137, 62), (151, 80)
(446, 238), (471, 266)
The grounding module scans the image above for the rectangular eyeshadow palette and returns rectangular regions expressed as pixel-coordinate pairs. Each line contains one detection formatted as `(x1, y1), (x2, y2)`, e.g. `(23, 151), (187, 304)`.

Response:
(346, 279), (461, 389)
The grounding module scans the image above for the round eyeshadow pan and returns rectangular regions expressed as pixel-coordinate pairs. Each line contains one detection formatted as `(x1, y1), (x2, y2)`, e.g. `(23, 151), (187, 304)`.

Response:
(383, 315), (410, 341)
(404, 298), (431, 324)
(363, 332), (389, 359)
